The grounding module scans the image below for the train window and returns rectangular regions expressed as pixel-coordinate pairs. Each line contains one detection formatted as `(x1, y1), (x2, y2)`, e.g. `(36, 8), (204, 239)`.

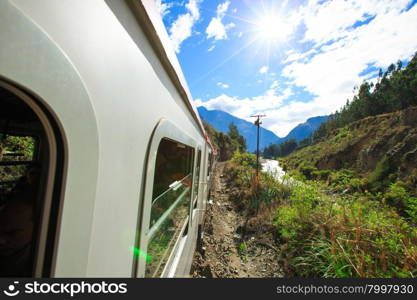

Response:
(193, 149), (201, 209)
(0, 83), (63, 277)
(207, 152), (212, 177)
(145, 138), (194, 277)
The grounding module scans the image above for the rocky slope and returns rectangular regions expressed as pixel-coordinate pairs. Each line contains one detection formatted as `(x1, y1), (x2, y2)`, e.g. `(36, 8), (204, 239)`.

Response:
(284, 106), (417, 183)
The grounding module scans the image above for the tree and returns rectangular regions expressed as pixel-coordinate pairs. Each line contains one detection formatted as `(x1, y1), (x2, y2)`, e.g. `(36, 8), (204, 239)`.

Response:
(202, 121), (246, 161)
(262, 138), (298, 158)
(227, 122), (246, 153)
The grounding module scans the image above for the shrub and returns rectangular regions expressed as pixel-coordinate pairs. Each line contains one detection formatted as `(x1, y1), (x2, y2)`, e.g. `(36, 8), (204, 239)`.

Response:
(299, 164), (317, 180)
(385, 182), (410, 207)
(312, 169), (331, 181)
(238, 242), (247, 254)
(274, 205), (301, 240)
(369, 156), (396, 191)
(328, 169), (355, 191)
(230, 152), (257, 169)
(385, 182), (417, 223)
(258, 172), (284, 202)
(405, 197), (417, 224)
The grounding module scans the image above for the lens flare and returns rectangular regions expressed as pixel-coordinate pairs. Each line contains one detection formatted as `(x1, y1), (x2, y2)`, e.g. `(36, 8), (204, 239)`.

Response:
(131, 246), (153, 262)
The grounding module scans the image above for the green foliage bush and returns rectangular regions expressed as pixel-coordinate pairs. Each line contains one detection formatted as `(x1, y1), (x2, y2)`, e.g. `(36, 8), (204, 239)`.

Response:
(273, 181), (417, 277)
(238, 242), (247, 254)
(369, 156), (396, 190)
(226, 152), (288, 214)
(328, 169), (356, 191)
(230, 152), (257, 169)
(263, 138), (298, 158)
(385, 182), (417, 223)
(202, 121), (246, 162)
(405, 197), (417, 224)
(299, 164), (317, 180)
(0, 135), (35, 188)
(274, 205), (301, 240)
(312, 169), (331, 181)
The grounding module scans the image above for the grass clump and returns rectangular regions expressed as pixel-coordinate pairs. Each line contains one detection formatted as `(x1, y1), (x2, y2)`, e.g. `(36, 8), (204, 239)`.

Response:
(273, 181), (417, 277)
(238, 242), (247, 254)
(225, 152), (287, 214)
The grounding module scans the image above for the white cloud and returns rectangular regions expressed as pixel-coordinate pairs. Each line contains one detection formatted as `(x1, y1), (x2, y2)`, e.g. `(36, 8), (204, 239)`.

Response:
(294, 0), (412, 47)
(282, 48), (317, 64)
(169, 0), (201, 53)
(155, 0), (172, 17)
(196, 91), (329, 137)
(217, 1), (230, 16)
(195, 86), (302, 137)
(206, 1), (235, 40)
(263, 101), (329, 137)
(217, 82), (229, 89)
(259, 66), (269, 74)
(269, 80), (279, 90)
(206, 19), (235, 40)
(281, 0), (417, 117)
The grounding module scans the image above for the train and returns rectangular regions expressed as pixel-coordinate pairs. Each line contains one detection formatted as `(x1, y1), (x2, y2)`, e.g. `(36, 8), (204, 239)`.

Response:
(0, 0), (215, 277)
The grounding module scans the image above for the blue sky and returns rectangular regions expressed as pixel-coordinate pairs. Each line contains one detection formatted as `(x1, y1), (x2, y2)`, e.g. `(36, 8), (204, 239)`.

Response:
(157, 0), (417, 137)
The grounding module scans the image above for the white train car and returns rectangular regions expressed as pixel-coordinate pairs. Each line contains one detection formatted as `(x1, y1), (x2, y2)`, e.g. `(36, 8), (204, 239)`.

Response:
(0, 0), (215, 277)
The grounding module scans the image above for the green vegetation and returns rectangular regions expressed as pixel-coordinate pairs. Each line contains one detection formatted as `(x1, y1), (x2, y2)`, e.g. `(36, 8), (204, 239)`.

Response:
(225, 145), (417, 277)
(272, 53), (417, 277)
(225, 152), (284, 214)
(263, 138), (298, 159)
(0, 134), (35, 160)
(0, 135), (35, 186)
(262, 52), (417, 160)
(228, 122), (246, 153)
(274, 180), (417, 277)
(238, 242), (247, 254)
(203, 121), (246, 161)
(219, 52), (417, 278)
(222, 52), (417, 278)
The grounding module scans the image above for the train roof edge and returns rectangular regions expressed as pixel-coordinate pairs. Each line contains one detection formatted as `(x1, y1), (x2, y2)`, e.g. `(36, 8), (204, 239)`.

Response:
(128, 0), (215, 151)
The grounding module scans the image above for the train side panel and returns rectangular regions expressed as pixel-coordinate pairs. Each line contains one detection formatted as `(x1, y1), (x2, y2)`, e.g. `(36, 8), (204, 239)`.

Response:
(4, 0), (209, 277)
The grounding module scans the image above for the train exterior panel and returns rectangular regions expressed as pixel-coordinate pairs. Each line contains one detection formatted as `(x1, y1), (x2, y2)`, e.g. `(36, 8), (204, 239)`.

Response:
(0, 0), (214, 277)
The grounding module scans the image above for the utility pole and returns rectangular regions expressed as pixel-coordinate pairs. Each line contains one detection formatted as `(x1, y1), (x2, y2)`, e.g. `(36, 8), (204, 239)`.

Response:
(250, 114), (266, 216)
(250, 114), (266, 177)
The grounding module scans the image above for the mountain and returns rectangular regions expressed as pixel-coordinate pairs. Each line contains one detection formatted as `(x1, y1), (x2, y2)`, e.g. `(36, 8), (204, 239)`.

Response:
(197, 106), (282, 152)
(285, 115), (329, 142)
(197, 106), (328, 151)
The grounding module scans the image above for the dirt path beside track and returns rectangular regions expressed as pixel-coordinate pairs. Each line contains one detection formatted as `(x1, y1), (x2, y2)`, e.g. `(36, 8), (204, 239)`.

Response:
(191, 162), (283, 278)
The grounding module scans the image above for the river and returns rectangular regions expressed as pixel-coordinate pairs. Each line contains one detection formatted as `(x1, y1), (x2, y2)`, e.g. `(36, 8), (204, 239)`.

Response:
(261, 159), (286, 182)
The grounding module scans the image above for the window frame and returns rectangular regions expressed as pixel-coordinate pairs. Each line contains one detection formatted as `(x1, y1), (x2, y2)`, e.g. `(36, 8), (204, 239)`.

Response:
(0, 80), (66, 277)
(192, 148), (201, 211)
(135, 119), (197, 278)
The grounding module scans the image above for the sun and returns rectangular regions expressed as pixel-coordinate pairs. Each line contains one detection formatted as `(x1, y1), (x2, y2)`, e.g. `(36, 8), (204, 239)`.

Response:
(253, 13), (292, 42)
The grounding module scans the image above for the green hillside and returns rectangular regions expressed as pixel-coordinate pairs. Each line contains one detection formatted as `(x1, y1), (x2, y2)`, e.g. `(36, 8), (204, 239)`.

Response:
(281, 52), (417, 201)
(282, 106), (417, 194)
(271, 53), (417, 277)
